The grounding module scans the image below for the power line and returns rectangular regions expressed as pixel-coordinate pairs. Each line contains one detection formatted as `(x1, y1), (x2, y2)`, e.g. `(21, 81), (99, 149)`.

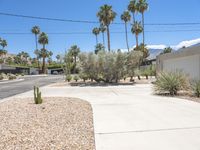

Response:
(0, 29), (200, 35)
(0, 12), (99, 24)
(0, 12), (200, 26)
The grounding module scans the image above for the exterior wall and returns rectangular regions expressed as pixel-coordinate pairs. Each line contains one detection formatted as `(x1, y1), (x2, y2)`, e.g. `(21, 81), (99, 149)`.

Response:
(157, 46), (200, 80)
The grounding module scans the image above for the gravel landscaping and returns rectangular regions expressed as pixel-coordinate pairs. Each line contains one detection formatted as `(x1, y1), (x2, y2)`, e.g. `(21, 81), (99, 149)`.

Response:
(0, 97), (95, 150)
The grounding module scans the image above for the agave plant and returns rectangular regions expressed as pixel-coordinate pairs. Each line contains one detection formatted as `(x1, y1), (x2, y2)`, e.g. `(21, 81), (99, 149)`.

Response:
(154, 72), (189, 95)
(191, 80), (200, 97)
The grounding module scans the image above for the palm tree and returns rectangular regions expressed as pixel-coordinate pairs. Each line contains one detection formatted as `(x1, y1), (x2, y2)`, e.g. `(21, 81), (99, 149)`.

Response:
(1, 39), (7, 50)
(121, 11), (131, 52)
(38, 32), (49, 73)
(31, 26), (41, 68)
(92, 27), (100, 45)
(128, 0), (138, 23)
(68, 45), (80, 73)
(0, 50), (6, 59)
(137, 43), (149, 59)
(131, 21), (143, 48)
(56, 54), (61, 63)
(137, 0), (148, 46)
(95, 43), (105, 54)
(162, 47), (172, 54)
(97, 4), (116, 51)
(99, 24), (106, 47)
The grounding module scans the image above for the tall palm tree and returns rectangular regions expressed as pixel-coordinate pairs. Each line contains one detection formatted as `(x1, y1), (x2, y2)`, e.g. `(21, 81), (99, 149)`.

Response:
(131, 21), (143, 48)
(56, 54), (61, 63)
(99, 24), (106, 47)
(128, 0), (138, 23)
(92, 27), (100, 45)
(68, 45), (80, 73)
(97, 4), (116, 51)
(31, 26), (41, 68)
(121, 11), (131, 52)
(1, 39), (7, 50)
(38, 32), (49, 73)
(137, 0), (148, 46)
(137, 43), (149, 59)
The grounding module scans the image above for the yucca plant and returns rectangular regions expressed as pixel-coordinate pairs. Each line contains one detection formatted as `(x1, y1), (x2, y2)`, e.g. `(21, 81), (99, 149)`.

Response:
(154, 72), (189, 95)
(191, 80), (200, 97)
(34, 86), (43, 104)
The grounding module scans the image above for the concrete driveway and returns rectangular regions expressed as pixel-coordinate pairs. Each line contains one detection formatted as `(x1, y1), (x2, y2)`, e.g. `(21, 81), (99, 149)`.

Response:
(14, 84), (200, 150)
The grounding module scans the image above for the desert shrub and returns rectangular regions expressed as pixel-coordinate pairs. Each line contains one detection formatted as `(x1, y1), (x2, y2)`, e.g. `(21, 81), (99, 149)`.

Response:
(73, 75), (79, 82)
(154, 72), (189, 95)
(78, 51), (142, 83)
(141, 69), (150, 79)
(0, 73), (8, 80)
(66, 74), (72, 82)
(79, 73), (88, 82)
(0, 74), (3, 80)
(191, 80), (200, 97)
(134, 68), (142, 80)
(8, 74), (17, 80)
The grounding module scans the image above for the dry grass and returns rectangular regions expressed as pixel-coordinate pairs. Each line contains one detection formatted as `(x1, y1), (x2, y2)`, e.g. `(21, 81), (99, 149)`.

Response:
(0, 97), (95, 150)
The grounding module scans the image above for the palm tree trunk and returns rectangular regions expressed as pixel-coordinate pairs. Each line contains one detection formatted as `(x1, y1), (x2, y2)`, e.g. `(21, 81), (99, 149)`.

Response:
(74, 56), (76, 74)
(102, 32), (105, 47)
(136, 34), (139, 48)
(125, 22), (129, 52)
(42, 57), (45, 74)
(35, 34), (40, 69)
(96, 35), (98, 45)
(142, 13), (145, 46)
(132, 13), (135, 24)
(106, 25), (111, 52)
(132, 13), (137, 49)
(42, 45), (46, 74)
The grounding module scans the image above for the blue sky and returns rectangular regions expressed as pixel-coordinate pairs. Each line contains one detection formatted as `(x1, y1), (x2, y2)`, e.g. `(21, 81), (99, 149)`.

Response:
(0, 0), (200, 58)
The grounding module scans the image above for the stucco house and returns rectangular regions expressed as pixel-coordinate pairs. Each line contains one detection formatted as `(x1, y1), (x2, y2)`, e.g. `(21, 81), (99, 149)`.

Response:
(156, 44), (200, 80)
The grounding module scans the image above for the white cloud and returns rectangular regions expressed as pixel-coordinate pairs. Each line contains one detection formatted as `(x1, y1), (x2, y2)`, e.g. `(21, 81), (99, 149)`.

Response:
(171, 38), (200, 50)
(146, 45), (167, 49)
(119, 38), (200, 52)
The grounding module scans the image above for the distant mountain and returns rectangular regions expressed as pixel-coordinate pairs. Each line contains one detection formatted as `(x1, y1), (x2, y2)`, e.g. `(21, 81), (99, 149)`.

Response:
(147, 49), (163, 60)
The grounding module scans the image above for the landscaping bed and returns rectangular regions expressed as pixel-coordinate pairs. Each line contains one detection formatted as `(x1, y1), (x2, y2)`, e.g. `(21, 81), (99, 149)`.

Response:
(0, 97), (95, 150)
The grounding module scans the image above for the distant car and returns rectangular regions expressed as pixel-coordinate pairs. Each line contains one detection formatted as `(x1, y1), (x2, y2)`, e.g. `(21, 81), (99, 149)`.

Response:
(52, 71), (58, 75)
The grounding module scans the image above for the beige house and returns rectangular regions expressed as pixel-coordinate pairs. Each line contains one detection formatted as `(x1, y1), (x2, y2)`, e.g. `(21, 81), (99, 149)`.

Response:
(156, 45), (200, 80)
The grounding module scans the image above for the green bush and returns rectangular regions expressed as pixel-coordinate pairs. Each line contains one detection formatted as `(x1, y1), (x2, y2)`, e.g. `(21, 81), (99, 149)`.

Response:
(79, 73), (88, 82)
(134, 69), (141, 80)
(8, 74), (17, 80)
(0, 73), (7, 79)
(154, 72), (189, 95)
(73, 75), (79, 82)
(191, 80), (200, 97)
(0, 74), (3, 80)
(66, 74), (72, 82)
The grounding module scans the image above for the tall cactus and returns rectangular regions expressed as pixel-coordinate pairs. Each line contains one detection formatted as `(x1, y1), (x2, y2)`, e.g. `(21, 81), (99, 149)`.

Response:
(34, 86), (43, 104)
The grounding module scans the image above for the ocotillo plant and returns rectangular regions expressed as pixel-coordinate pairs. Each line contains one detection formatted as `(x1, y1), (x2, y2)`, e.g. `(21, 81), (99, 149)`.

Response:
(34, 86), (43, 104)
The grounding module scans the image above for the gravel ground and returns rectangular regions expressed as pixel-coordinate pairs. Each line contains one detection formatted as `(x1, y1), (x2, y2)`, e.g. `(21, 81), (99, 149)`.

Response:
(0, 97), (95, 150)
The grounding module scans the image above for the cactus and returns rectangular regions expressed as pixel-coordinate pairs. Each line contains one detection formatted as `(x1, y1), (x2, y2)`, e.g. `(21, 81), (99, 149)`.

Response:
(34, 86), (43, 104)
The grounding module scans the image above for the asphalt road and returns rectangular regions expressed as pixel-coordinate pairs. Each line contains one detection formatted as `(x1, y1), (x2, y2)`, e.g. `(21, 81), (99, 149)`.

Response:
(0, 75), (64, 99)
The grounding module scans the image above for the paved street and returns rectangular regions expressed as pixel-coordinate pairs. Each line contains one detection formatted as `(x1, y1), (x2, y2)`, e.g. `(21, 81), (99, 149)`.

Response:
(0, 75), (63, 99)
(15, 84), (200, 150)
